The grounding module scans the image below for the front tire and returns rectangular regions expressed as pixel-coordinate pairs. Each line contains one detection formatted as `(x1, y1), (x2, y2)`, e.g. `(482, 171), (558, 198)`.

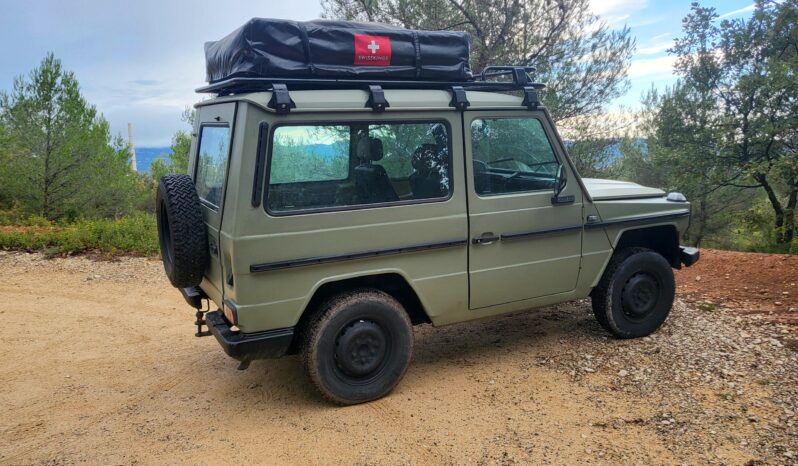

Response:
(301, 289), (414, 405)
(591, 247), (675, 338)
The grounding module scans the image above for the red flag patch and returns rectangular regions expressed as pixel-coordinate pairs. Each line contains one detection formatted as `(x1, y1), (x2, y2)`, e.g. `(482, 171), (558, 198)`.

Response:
(354, 34), (391, 66)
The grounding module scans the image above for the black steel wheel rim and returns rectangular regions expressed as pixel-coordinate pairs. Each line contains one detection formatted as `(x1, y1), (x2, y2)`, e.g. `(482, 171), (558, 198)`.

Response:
(621, 272), (660, 320)
(333, 319), (391, 383)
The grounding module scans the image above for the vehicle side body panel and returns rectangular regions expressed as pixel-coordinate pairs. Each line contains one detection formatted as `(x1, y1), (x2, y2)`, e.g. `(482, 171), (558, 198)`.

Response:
(220, 104), (468, 332)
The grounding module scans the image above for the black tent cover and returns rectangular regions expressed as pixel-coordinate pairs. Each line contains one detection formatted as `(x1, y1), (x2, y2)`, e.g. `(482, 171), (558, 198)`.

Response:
(204, 18), (472, 84)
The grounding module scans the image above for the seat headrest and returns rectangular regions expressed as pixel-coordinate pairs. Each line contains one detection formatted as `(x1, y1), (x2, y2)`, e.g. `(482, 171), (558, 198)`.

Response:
(412, 144), (439, 171)
(356, 136), (384, 162)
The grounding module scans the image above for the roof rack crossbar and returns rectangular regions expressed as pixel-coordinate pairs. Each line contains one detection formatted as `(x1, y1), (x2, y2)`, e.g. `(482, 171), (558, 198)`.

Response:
(479, 66), (536, 82)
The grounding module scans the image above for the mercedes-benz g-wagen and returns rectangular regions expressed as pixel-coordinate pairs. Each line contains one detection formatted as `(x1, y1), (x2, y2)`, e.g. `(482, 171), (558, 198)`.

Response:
(155, 18), (699, 405)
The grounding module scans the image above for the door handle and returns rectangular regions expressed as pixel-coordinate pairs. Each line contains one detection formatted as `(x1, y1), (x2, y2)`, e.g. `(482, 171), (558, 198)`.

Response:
(472, 234), (500, 245)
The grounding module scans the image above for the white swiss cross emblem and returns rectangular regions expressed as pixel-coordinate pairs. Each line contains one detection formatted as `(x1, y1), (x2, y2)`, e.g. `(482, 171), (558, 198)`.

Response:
(367, 40), (380, 54)
(355, 34), (391, 66)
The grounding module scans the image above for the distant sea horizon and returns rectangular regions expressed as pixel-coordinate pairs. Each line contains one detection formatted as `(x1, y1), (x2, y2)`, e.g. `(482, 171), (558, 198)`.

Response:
(133, 146), (172, 173)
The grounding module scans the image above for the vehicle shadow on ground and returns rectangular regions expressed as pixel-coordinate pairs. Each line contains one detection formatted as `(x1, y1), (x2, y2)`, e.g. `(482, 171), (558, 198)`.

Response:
(412, 301), (603, 367)
(203, 301), (605, 408)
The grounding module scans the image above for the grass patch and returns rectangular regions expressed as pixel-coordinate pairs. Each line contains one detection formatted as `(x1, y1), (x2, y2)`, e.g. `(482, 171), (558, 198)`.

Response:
(0, 213), (159, 257)
(696, 301), (717, 312)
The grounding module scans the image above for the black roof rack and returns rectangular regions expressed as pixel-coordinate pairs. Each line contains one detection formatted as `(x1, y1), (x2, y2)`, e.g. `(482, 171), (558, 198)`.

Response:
(196, 66), (545, 113)
(196, 66), (545, 95)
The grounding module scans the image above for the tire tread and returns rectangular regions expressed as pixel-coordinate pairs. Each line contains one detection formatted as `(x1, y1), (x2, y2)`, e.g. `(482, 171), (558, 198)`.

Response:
(301, 289), (413, 405)
(591, 247), (650, 336)
(156, 174), (209, 288)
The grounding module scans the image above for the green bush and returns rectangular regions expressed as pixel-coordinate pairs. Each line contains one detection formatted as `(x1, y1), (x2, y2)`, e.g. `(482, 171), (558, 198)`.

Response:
(0, 212), (159, 257)
(715, 197), (798, 254)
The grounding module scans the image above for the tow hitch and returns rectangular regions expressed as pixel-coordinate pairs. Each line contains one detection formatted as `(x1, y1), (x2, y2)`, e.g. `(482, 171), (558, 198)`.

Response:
(181, 287), (211, 337)
(194, 308), (211, 337)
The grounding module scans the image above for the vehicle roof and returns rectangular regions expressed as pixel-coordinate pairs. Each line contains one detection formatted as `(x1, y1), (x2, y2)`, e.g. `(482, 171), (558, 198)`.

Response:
(196, 89), (529, 113)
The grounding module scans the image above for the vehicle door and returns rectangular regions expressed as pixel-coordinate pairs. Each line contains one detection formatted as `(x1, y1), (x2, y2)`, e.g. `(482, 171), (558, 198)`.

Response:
(189, 103), (236, 304)
(465, 111), (583, 309)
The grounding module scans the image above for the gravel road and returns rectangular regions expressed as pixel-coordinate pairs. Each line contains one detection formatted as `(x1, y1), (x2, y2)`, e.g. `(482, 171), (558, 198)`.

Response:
(0, 251), (796, 465)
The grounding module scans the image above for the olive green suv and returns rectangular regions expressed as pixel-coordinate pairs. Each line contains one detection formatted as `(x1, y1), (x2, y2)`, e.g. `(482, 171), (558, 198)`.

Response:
(156, 68), (699, 405)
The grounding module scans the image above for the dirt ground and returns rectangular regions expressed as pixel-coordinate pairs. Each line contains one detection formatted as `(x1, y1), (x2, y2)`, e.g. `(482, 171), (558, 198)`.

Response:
(1, 250), (797, 465)
(676, 249), (798, 333)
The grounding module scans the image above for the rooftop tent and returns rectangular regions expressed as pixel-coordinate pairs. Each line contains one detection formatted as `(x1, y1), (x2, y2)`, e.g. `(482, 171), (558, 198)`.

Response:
(204, 18), (472, 83)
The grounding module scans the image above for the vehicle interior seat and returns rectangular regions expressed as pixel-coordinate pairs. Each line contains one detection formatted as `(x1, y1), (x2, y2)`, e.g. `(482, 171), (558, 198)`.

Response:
(409, 144), (447, 199)
(354, 136), (399, 204)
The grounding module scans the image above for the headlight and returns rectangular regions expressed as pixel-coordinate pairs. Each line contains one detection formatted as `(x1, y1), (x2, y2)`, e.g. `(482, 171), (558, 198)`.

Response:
(666, 192), (687, 202)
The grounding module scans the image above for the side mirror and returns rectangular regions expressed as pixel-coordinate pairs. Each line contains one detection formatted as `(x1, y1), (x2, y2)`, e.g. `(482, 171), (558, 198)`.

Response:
(553, 164), (567, 197)
(551, 165), (573, 205)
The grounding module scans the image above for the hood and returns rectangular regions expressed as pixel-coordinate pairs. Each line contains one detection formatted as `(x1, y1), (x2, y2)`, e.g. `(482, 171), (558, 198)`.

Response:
(582, 178), (665, 201)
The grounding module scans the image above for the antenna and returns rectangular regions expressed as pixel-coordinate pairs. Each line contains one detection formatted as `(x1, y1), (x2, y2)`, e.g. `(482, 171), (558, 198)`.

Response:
(127, 122), (138, 172)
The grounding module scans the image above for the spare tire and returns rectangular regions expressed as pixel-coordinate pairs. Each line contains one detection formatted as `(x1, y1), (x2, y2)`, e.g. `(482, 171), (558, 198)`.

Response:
(156, 174), (209, 288)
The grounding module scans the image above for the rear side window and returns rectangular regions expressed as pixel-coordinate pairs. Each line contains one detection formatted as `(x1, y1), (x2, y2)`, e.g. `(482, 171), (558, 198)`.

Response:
(270, 126), (350, 183)
(470, 118), (560, 196)
(266, 121), (451, 214)
(195, 125), (231, 207)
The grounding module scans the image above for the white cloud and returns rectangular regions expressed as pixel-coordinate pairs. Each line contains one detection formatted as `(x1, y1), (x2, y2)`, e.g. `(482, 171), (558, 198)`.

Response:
(628, 16), (666, 28)
(628, 55), (676, 79)
(607, 14), (631, 25)
(718, 4), (755, 19)
(590, 0), (648, 26)
(637, 41), (673, 56)
(590, 0), (648, 17)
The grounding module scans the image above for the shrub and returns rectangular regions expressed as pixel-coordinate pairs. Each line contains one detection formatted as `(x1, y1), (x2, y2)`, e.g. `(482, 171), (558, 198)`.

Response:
(0, 212), (159, 257)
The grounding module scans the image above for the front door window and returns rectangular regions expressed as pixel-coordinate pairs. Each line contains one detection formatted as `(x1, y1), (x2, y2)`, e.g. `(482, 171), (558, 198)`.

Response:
(470, 118), (560, 196)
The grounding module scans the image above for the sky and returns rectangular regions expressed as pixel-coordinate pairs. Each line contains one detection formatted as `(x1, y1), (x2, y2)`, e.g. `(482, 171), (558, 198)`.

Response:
(0, 0), (756, 147)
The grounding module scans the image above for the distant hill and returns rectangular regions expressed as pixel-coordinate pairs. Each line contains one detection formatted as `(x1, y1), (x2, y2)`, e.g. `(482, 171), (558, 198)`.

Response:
(134, 147), (172, 173)
(306, 143), (338, 158)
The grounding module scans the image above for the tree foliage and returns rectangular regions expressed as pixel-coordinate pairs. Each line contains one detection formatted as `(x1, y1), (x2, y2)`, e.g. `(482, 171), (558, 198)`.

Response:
(0, 53), (146, 220)
(150, 107), (194, 182)
(321, 0), (635, 121)
(646, 1), (798, 244)
(615, 90), (754, 247)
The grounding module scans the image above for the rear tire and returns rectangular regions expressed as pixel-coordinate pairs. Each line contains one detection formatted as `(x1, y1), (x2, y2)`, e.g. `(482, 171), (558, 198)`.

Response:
(591, 247), (675, 338)
(301, 289), (413, 405)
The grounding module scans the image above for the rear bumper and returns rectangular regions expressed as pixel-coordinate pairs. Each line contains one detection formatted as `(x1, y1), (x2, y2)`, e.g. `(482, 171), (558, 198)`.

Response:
(205, 310), (294, 361)
(680, 246), (700, 267)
